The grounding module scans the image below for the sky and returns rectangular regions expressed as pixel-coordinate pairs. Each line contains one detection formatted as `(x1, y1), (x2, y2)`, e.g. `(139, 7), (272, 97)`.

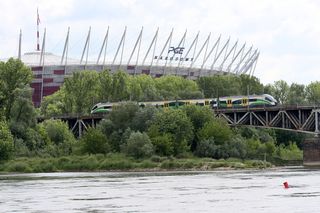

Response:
(0, 0), (320, 85)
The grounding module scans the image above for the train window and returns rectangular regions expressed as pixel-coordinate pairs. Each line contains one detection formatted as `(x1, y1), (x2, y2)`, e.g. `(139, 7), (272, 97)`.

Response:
(164, 103), (169, 107)
(205, 100), (209, 105)
(186, 101), (190, 105)
(265, 97), (272, 102)
(169, 102), (176, 107)
(233, 100), (241, 104)
(227, 100), (232, 105)
(92, 105), (98, 110)
(177, 102), (184, 106)
(249, 99), (257, 102)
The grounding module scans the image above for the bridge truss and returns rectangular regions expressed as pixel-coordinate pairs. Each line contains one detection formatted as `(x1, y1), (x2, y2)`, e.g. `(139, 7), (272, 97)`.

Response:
(215, 106), (320, 134)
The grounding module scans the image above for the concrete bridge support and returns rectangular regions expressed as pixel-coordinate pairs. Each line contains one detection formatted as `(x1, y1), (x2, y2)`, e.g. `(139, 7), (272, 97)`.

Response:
(303, 135), (320, 166)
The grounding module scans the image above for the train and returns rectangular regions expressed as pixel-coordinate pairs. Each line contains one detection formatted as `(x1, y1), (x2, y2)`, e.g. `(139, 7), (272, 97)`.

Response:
(90, 94), (278, 114)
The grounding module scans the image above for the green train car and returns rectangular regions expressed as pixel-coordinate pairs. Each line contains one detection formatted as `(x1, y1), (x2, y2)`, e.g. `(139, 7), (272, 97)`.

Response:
(214, 94), (278, 108)
(90, 94), (277, 114)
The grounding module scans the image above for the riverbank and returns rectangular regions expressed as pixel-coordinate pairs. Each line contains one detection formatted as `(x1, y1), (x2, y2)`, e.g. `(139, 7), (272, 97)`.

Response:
(0, 154), (278, 173)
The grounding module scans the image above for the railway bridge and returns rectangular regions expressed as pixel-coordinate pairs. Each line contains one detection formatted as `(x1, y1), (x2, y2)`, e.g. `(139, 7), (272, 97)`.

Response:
(214, 105), (320, 166)
(41, 105), (320, 166)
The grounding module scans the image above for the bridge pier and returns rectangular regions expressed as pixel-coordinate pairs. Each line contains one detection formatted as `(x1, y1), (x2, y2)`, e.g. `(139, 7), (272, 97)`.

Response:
(303, 135), (320, 166)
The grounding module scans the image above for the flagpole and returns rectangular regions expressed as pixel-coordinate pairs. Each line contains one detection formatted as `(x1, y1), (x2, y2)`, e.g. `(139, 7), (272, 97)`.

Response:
(37, 8), (40, 51)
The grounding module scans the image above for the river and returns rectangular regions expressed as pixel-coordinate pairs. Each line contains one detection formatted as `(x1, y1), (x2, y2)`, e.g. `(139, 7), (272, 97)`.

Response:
(0, 167), (319, 212)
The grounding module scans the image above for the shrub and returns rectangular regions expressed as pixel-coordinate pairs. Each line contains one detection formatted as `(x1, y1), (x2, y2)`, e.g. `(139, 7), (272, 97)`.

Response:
(41, 119), (76, 156)
(80, 128), (111, 154)
(42, 119), (75, 145)
(124, 131), (153, 159)
(194, 138), (218, 158)
(148, 109), (193, 156)
(0, 121), (14, 160)
(150, 133), (174, 156)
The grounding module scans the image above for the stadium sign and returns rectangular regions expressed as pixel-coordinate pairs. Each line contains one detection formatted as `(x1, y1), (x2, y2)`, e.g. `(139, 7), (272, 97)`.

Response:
(154, 46), (194, 61)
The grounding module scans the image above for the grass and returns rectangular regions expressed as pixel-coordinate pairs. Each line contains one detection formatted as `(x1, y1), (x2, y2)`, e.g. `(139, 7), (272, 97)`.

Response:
(0, 154), (273, 173)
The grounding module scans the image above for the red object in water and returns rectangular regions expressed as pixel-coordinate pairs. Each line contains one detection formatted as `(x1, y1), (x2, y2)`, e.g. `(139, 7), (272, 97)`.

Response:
(283, 181), (289, 188)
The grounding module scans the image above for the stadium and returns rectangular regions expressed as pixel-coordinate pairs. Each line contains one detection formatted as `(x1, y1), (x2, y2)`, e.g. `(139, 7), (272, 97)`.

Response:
(14, 27), (259, 107)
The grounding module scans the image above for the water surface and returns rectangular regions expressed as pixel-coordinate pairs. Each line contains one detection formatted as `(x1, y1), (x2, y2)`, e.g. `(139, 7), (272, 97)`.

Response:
(1, 167), (319, 212)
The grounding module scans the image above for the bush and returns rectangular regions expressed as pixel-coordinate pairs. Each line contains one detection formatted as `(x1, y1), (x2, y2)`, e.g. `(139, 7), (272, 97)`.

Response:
(42, 119), (75, 146)
(80, 128), (111, 154)
(194, 138), (218, 158)
(41, 119), (76, 156)
(0, 121), (14, 160)
(124, 131), (153, 159)
(198, 119), (232, 144)
(150, 133), (174, 156)
(148, 109), (193, 156)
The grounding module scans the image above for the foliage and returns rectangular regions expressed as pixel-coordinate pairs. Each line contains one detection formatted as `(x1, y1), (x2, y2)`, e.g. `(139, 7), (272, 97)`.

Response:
(97, 119), (115, 137)
(148, 109), (194, 156)
(63, 70), (99, 114)
(0, 58), (33, 119)
(182, 105), (214, 150)
(150, 132), (174, 156)
(198, 119), (232, 144)
(109, 102), (139, 131)
(111, 71), (130, 101)
(155, 75), (202, 100)
(306, 81), (320, 105)
(287, 83), (306, 105)
(131, 106), (159, 132)
(40, 119), (75, 156)
(123, 131), (153, 159)
(98, 70), (113, 102)
(195, 136), (247, 159)
(40, 90), (65, 116)
(275, 142), (302, 160)
(0, 121), (14, 160)
(80, 128), (110, 154)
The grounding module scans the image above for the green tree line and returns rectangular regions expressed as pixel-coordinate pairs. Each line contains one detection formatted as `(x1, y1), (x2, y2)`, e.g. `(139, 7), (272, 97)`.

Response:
(0, 58), (309, 163)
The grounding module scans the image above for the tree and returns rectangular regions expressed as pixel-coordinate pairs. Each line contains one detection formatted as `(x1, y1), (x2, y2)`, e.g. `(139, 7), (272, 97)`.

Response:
(287, 83), (306, 105)
(41, 119), (75, 155)
(182, 105), (214, 150)
(239, 74), (264, 95)
(150, 133), (174, 156)
(271, 80), (289, 104)
(131, 106), (159, 132)
(124, 131), (153, 158)
(10, 87), (37, 128)
(40, 89), (65, 116)
(134, 74), (159, 101)
(0, 121), (14, 160)
(197, 75), (241, 98)
(0, 58), (32, 120)
(155, 75), (201, 99)
(198, 119), (232, 145)
(63, 70), (99, 114)
(80, 127), (110, 154)
(148, 109), (194, 156)
(306, 81), (320, 105)
(109, 102), (139, 131)
(98, 70), (113, 102)
(111, 71), (130, 101)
